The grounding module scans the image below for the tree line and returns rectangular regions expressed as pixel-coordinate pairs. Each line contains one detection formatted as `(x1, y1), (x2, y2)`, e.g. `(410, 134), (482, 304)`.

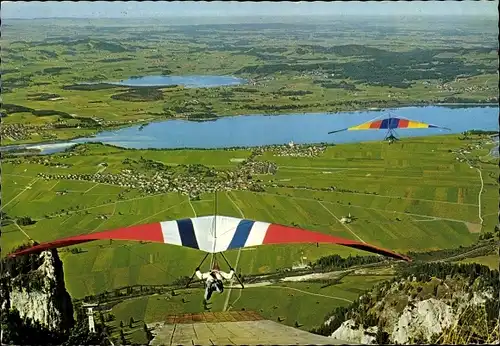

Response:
(235, 46), (496, 88)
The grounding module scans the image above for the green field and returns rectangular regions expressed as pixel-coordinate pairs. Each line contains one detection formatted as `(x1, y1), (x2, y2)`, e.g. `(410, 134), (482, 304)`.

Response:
(456, 255), (499, 270)
(2, 134), (496, 303)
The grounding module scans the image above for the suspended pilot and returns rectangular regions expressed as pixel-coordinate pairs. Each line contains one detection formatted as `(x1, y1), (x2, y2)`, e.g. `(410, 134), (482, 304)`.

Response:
(196, 262), (234, 302)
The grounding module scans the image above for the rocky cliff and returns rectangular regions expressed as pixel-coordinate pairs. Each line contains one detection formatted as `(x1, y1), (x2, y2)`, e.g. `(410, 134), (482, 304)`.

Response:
(1, 247), (74, 343)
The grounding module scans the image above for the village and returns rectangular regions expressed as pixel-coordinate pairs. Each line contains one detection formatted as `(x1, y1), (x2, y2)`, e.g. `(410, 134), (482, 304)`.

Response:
(253, 141), (327, 157)
(9, 142), (330, 200)
(36, 159), (276, 198)
(0, 118), (139, 143)
(31, 153), (281, 198)
(0, 123), (53, 142)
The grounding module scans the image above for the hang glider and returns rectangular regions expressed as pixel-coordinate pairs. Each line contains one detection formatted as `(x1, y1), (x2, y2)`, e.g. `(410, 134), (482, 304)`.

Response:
(328, 117), (450, 134)
(328, 114), (450, 142)
(8, 215), (411, 262)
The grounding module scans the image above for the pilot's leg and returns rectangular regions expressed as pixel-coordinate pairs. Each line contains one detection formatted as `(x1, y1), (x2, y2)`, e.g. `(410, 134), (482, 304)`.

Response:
(204, 284), (212, 301)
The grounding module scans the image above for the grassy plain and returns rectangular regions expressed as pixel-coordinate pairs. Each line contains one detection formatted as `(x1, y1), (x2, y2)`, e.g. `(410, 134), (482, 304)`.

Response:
(456, 255), (499, 270)
(1, 134), (496, 302)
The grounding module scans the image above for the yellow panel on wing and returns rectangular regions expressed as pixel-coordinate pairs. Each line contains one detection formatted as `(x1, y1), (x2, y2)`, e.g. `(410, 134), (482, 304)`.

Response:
(407, 121), (429, 129)
(349, 121), (376, 130)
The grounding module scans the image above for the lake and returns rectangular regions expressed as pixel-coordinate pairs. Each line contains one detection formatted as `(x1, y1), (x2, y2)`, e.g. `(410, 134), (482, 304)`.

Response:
(6, 106), (498, 154)
(107, 75), (246, 88)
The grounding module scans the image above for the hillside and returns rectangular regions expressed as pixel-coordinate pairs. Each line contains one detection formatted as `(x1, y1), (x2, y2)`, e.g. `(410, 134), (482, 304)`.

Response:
(311, 262), (499, 344)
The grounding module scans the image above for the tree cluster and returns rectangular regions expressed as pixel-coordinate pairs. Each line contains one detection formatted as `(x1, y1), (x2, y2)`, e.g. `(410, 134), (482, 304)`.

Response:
(16, 216), (36, 226)
(313, 254), (383, 270)
(111, 87), (164, 102)
(235, 46), (496, 88)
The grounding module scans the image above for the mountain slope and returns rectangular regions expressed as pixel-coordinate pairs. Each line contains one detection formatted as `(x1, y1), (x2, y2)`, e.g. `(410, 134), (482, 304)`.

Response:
(312, 262), (499, 344)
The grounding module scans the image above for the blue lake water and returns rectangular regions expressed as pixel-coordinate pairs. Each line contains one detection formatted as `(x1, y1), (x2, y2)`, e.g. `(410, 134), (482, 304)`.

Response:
(107, 75), (246, 88)
(7, 106), (498, 154)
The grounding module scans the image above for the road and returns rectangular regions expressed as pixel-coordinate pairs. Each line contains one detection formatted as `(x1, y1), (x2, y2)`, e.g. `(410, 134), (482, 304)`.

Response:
(14, 222), (34, 242)
(459, 152), (484, 226)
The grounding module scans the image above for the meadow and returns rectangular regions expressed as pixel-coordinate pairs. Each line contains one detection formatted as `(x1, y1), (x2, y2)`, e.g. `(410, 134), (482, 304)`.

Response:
(1, 134), (496, 302)
(1, 128), (497, 344)
(456, 255), (499, 270)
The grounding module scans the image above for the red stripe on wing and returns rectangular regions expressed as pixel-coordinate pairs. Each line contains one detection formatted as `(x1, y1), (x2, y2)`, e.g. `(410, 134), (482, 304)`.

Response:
(263, 224), (410, 261)
(398, 119), (409, 128)
(9, 222), (164, 257)
(369, 120), (383, 129)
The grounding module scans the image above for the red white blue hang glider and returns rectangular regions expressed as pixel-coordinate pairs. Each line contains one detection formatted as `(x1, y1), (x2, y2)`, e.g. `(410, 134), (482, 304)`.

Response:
(9, 215), (411, 262)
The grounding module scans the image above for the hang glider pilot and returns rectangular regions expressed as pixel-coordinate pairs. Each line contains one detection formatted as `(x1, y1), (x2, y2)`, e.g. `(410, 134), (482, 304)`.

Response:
(196, 262), (234, 301)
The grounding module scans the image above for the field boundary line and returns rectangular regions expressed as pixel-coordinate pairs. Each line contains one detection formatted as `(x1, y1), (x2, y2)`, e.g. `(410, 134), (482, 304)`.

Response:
(60, 214), (75, 226)
(96, 166), (107, 174)
(459, 152), (485, 227)
(225, 191), (245, 218)
(265, 188), (478, 207)
(188, 197), (197, 217)
(3, 173), (35, 178)
(267, 285), (353, 303)
(14, 222), (34, 242)
(48, 181), (59, 191)
(476, 168), (484, 226)
(318, 201), (365, 243)
(83, 183), (100, 195)
(87, 201), (118, 234)
(482, 212), (499, 218)
(131, 200), (189, 226)
(37, 192), (170, 220)
(279, 166), (359, 171)
(255, 191), (471, 224)
(1, 178), (39, 211)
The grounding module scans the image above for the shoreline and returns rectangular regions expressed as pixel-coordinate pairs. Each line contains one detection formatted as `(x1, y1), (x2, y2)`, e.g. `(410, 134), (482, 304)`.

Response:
(1, 131), (496, 157)
(1, 103), (497, 151)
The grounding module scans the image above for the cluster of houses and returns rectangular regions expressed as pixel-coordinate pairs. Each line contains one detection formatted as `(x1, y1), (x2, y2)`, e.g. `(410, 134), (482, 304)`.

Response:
(18, 157), (73, 168)
(253, 141), (327, 157)
(35, 158), (278, 198)
(37, 169), (256, 198)
(0, 123), (53, 141)
(240, 159), (278, 175)
(0, 117), (139, 143)
(436, 82), (493, 94)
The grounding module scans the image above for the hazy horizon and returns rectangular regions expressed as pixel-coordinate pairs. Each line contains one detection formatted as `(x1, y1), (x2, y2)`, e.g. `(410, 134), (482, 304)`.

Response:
(2, 1), (498, 19)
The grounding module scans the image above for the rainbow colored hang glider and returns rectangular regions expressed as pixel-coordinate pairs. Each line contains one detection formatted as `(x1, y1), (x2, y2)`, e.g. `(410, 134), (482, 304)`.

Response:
(328, 114), (450, 141)
(8, 215), (410, 262)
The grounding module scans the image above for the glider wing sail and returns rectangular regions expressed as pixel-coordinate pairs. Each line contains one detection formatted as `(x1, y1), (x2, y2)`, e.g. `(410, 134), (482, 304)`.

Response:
(328, 117), (450, 134)
(8, 215), (410, 261)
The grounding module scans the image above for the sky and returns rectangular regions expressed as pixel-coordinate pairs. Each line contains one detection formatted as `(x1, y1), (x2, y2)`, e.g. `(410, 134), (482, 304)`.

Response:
(1, 1), (498, 19)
